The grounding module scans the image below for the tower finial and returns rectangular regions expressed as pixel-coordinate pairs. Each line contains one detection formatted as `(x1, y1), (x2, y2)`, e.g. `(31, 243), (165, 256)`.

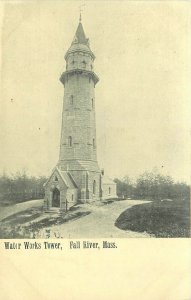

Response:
(79, 4), (85, 23)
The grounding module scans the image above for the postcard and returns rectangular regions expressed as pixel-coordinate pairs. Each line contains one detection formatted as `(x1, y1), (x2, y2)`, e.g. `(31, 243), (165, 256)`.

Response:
(0, 1), (190, 299)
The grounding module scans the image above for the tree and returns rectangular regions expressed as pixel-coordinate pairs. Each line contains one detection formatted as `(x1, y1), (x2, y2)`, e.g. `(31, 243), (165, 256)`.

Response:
(134, 171), (180, 200)
(0, 172), (48, 205)
(114, 177), (134, 198)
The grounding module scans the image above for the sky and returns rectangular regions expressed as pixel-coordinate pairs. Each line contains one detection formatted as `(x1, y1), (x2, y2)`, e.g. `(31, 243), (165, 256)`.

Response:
(0, 1), (191, 183)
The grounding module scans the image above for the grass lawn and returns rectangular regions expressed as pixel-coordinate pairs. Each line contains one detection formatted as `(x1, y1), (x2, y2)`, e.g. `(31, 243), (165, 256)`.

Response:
(0, 206), (91, 239)
(1, 208), (43, 225)
(115, 199), (190, 237)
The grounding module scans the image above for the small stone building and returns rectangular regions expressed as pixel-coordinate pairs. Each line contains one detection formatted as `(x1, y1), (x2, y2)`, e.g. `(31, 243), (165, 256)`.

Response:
(102, 175), (117, 199)
(44, 17), (117, 212)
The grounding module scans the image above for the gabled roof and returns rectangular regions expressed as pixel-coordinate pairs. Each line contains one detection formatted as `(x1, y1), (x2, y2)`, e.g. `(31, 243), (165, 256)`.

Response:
(102, 175), (116, 185)
(59, 170), (78, 189)
(44, 167), (77, 189)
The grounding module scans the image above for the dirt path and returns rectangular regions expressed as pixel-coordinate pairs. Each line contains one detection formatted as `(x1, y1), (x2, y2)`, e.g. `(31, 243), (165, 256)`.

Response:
(42, 200), (151, 238)
(0, 199), (151, 238)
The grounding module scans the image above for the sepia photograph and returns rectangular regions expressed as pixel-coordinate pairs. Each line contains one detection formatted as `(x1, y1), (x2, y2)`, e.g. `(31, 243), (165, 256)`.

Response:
(0, 1), (190, 239)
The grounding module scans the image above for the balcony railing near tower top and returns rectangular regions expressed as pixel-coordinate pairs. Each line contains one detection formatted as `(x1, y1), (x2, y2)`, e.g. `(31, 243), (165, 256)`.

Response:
(60, 68), (99, 86)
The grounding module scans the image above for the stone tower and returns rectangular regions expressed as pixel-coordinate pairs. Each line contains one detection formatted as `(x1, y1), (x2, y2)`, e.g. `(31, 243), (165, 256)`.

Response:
(57, 17), (102, 201)
(44, 17), (117, 212)
(44, 17), (109, 212)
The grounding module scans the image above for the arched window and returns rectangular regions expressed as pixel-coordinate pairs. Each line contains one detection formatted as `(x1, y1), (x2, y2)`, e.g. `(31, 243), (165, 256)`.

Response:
(55, 176), (58, 181)
(70, 95), (74, 105)
(82, 60), (86, 69)
(109, 187), (111, 195)
(92, 98), (94, 108)
(93, 138), (95, 148)
(68, 136), (72, 147)
(93, 180), (96, 195)
(71, 60), (75, 69)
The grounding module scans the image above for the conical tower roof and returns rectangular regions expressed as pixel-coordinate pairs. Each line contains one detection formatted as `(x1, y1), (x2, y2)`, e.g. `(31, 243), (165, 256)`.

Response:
(65, 18), (95, 60)
(72, 22), (88, 45)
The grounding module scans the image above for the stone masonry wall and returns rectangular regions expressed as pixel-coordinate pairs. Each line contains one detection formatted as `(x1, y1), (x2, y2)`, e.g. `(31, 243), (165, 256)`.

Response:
(59, 74), (97, 162)
(44, 169), (78, 211)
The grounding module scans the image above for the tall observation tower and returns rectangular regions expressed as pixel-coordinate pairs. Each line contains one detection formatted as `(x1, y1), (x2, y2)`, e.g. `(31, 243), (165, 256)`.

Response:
(44, 17), (116, 212)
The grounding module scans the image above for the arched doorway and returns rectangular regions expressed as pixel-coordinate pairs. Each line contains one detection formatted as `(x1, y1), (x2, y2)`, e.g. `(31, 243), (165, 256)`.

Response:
(52, 188), (60, 208)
